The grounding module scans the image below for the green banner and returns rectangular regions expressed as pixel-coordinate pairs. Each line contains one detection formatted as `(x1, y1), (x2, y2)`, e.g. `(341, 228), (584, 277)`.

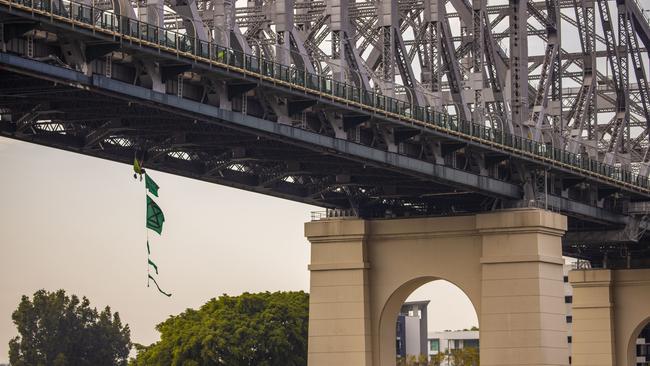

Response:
(146, 196), (165, 235)
(148, 274), (172, 297)
(148, 258), (159, 274)
(145, 174), (159, 197)
(141, 172), (171, 298)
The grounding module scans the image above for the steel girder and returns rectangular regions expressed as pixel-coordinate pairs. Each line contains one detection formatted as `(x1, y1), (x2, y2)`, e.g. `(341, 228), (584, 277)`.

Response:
(2, 48), (650, 260)
(2, 0), (650, 258)
(2, 0), (649, 151)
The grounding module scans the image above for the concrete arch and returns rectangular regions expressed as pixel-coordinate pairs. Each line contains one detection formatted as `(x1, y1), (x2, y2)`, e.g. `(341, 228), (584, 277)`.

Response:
(306, 208), (569, 366)
(362, 218), (483, 366)
(570, 268), (650, 366)
(376, 276), (480, 366)
(628, 317), (650, 366)
(613, 269), (650, 366)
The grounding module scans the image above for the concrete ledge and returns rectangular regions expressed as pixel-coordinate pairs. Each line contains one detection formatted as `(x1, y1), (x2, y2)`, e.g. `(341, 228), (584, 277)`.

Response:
(305, 219), (368, 243)
(476, 208), (567, 236)
(481, 255), (566, 265)
(367, 215), (477, 237)
(569, 269), (613, 285)
(308, 262), (371, 271)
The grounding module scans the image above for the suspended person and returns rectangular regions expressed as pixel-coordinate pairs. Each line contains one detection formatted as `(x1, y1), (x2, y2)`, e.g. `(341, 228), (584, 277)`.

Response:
(133, 158), (146, 181)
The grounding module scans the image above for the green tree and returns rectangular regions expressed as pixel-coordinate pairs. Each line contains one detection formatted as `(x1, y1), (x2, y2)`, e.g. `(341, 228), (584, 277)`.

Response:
(8, 289), (131, 366)
(428, 351), (446, 366)
(397, 353), (429, 366)
(449, 347), (479, 366)
(131, 291), (309, 366)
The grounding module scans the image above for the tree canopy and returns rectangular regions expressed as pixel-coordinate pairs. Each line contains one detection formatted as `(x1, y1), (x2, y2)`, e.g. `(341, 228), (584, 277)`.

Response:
(398, 347), (479, 366)
(8, 289), (131, 366)
(130, 291), (309, 366)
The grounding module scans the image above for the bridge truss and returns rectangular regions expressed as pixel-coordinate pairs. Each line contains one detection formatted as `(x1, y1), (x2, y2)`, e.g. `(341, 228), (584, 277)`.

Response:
(1, 0), (650, 264)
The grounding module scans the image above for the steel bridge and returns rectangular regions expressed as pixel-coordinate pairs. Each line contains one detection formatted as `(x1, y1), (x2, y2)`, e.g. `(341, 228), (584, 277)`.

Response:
(1, 0), (650, 265)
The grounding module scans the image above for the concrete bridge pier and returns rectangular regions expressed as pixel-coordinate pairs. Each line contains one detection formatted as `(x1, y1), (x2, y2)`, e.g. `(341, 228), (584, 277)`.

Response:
(570, 268), (650, 366)
(305, 208), (570, 366)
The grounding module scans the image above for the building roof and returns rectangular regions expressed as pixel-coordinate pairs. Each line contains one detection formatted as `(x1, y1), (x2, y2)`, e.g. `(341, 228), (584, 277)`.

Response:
(428, 330), (479, 340)
(403, 300), (431, 307)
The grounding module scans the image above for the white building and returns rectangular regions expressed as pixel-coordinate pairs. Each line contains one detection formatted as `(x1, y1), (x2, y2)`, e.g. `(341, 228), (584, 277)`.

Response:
(427, 330), (479, 365)
(396, 301), (429, 359)
(637, 324), (650, 366)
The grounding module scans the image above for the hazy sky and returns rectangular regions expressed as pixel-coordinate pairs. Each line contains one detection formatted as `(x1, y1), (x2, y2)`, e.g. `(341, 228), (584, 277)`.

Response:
(0, 137), (477, 363)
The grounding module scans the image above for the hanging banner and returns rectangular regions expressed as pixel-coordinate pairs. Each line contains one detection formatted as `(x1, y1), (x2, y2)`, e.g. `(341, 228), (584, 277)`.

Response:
(148, 258), (159, 274)
(135, 161), (171, 297)
(145, 174), (159, 197)
(148, 274), (172, 297)
(146, 196), (165, 235)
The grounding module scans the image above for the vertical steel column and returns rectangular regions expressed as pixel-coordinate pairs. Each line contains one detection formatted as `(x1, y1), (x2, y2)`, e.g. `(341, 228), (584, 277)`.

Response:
(213, 0), (235, 47)
(509, 0), (529, 133)
(274, 0), (314, 72)
(622, 2), (650, 166)
(617, 0), (631, 157)
(472, 0), (485, 124)
(139, 0), (163, 26)
(583, 0), (596, 142)
(327, 0), (369, 87)
(274, 0), (293, 66)
(378, 0), (397, 88)
(376, 0), (424, 104)
(483, 13), (510, 131)
(598, 0), (628, 163)
(422, 0), (442, 108)
(568, 0), (597, 155)
(440, 15), (470, 119)
(547, 0), (562, 136)
(528, 0), (560, 142)
(328, 0), (345, 81)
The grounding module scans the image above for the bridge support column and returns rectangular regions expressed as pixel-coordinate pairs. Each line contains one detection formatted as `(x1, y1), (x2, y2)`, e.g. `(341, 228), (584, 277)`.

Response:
(305, 219), (373, 366)
(305, 208), (569, 366)
(570, 268), (650, 366)
(477, 210), (569, 366)
(569, 270), (615, 366)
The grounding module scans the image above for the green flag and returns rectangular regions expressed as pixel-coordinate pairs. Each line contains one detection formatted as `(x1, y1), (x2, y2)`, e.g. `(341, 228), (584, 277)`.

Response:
(146, 196), (165, 235)
(148, 274), (172, 297)
(148, 258), (159, 274)
(145, 174), (159, 197)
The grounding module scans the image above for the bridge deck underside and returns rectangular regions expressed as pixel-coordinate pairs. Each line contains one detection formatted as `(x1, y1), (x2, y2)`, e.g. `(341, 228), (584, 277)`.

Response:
(0, 69), (497, 215)
(1, 65), (649, 264)
(1, 5), (650, 264)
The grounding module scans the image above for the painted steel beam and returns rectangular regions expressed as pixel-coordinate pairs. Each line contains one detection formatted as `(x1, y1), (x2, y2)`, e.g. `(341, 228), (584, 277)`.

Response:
(0, 52), (521, 199)
(2, 52), (648, 227)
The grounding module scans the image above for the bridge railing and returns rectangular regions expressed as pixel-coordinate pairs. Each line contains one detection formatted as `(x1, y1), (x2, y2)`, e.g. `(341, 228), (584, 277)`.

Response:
(311, 209), (358, 221)
(4, 0), (650, 194)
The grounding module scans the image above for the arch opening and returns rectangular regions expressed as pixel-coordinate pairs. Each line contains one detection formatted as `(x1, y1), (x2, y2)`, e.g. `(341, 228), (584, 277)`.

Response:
(630, 318), (650, 366)
(383, 278), (479, 366)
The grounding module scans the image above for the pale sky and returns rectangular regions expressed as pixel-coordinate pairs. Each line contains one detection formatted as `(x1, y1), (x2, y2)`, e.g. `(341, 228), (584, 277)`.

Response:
(0, 137), (477, 363)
